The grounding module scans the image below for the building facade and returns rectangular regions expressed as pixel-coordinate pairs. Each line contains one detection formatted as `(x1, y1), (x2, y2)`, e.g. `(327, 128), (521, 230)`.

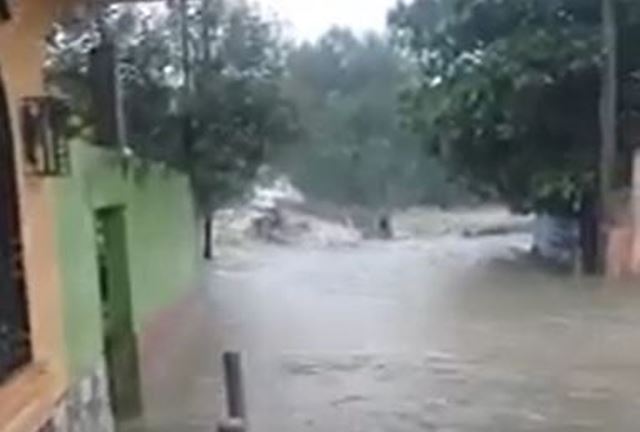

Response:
(0, 2), (201, 431)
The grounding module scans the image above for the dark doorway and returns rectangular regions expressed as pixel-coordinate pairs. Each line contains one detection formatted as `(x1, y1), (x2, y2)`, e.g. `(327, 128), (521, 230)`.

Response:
(0, 71), (31, 383)
(95, 207), (143, 424)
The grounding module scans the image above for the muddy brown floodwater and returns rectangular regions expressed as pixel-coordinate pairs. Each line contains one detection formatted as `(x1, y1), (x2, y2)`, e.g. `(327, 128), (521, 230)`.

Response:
(137, 233), (640, 432)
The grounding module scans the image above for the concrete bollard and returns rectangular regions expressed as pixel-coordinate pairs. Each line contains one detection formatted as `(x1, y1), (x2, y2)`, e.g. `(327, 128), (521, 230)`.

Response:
(223, 351), (247, 421)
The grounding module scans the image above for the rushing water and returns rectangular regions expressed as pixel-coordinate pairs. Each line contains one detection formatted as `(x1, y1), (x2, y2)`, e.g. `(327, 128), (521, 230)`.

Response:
(136, 232), (640, 431)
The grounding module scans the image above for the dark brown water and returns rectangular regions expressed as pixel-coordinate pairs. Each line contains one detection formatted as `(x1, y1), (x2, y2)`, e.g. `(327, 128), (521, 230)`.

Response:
(138, 234), (640, 431)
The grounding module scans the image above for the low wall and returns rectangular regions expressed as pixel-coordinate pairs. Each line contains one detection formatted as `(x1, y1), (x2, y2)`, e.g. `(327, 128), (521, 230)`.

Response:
(53, 142), (200, 430)
(55, 141), (200, 379)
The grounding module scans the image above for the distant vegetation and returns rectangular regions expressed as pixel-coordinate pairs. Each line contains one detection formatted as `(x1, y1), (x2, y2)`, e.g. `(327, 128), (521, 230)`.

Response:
(276, 28), (464, 210)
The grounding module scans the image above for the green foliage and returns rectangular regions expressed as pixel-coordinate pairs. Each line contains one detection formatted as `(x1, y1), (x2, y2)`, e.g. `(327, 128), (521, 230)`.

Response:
(277, 28), (461, 209)
(390, 0), (640, 215)
(46, 0), (298, 213)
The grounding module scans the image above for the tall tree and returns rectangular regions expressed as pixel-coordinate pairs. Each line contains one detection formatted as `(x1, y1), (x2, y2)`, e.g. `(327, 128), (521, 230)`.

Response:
(46, 1), (298, 258)
(389, 0), (640, 270)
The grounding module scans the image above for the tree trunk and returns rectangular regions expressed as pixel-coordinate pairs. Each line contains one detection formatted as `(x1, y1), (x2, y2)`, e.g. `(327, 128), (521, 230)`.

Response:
(580, 192), (600, 274)
(203, 216), (213, 260)
(598, 0), (618, 273)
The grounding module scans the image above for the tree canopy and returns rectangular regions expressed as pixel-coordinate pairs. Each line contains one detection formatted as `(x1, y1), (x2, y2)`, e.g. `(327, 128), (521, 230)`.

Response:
(277, 28), (460, 210)
(47, 0), (298, 213)
(389, 0), (640, 216)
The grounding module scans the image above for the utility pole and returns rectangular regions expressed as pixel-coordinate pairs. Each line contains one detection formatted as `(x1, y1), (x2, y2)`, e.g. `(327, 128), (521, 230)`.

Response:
(90, 0), (127, 150)
(599, 0), (618, 273)
(179, 0), (193, 160)
(178, 0), (214, 259)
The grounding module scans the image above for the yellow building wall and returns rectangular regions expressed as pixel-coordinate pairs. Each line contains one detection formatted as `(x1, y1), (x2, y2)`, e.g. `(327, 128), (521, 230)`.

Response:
(0, 1), (81, 431)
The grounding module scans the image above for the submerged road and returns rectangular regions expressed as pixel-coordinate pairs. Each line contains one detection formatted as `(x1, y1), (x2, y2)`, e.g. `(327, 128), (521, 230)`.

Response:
(138, 234), (640, 431)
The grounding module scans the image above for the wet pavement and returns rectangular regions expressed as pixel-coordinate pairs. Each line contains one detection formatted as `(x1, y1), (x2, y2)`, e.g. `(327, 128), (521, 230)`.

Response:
(138, 233), (640, 431)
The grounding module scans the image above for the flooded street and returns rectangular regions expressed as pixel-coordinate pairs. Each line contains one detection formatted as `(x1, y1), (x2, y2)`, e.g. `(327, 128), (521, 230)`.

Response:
(142, 231), (640, 432)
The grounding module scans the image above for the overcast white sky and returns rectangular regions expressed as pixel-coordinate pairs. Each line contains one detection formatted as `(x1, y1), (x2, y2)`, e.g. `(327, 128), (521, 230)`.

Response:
(257, 0), (399, 41)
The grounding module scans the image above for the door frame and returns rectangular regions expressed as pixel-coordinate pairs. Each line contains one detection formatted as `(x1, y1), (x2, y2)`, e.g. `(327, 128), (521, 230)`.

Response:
(94, 206), (143, 423)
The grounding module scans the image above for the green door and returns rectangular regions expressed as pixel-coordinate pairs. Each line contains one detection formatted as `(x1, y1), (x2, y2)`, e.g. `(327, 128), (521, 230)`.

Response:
(95, 207), (143, 424)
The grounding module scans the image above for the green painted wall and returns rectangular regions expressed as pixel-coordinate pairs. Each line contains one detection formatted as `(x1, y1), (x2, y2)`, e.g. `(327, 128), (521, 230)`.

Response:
(55, 142), (199, 379)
